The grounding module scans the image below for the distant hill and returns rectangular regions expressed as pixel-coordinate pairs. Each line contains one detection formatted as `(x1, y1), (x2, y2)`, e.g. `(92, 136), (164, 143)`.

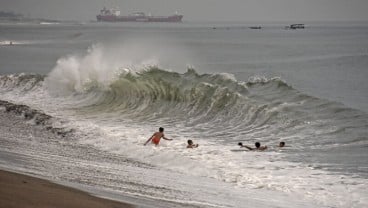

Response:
(0, 10), (62, 23)
(0, 11), (24, 21)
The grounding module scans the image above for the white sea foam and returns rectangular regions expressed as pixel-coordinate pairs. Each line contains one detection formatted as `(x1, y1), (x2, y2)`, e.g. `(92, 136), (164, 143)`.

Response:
(65, 116), (368, 208)
(40, 22), (60, 25)
(44, 42), (188, 96)
(0, 40), (27, 46)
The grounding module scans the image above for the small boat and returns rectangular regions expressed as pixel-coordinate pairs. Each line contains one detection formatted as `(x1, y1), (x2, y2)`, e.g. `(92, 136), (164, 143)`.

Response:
(285, 24), (305, 29)
(249, 26), (262, 29)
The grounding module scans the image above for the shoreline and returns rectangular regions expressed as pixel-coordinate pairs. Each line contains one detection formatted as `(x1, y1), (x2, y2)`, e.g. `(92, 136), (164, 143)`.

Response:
(0, 101), (138, 208)
(0, 169), (135, 208)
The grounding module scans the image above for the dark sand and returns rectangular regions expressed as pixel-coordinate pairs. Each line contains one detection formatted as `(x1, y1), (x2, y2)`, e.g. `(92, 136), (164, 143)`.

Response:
(0, 169), (134, 208)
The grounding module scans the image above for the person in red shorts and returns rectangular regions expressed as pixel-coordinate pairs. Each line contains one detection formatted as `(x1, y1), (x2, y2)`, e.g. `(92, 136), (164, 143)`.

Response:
(144, 127), (173, 146)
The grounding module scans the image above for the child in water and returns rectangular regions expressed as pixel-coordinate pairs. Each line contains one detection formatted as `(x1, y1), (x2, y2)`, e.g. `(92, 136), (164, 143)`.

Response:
(187, 140), (199, 148)
(144, 127), (172, 146)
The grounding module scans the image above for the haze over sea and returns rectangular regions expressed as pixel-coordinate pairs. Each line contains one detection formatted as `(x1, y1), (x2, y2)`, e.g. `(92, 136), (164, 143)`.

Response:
(1, 21), (368, 207)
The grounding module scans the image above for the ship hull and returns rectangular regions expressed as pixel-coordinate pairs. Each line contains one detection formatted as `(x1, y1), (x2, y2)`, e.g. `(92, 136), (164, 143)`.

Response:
(96, 15), (183, 22)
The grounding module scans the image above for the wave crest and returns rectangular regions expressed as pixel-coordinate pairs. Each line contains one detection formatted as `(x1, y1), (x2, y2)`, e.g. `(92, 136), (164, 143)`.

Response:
(0, 73), (44, 92)
(56, 67), (296, 131)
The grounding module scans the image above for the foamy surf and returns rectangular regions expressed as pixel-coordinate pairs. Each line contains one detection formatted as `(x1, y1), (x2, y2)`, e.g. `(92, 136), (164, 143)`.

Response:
(0, 40), (28, 46)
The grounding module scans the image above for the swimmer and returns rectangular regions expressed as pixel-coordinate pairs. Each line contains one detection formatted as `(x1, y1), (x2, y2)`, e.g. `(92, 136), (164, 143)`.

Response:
(279, 141), (285, 147)
(187, 140), (199, 148)
(144, 127), (172, 146)
(238, 142), (267, 151)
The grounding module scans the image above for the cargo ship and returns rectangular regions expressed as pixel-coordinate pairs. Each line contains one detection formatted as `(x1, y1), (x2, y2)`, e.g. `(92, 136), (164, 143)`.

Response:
(96, 7), (183, 23)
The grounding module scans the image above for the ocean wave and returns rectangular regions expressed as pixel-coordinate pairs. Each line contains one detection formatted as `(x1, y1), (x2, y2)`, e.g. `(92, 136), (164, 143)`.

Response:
(2, 68), (366, 136)
(0, 73), (44, 92)
(43, 67), (299, 129)
(0, 100), (74, 137)
(2, 66), (367, 147)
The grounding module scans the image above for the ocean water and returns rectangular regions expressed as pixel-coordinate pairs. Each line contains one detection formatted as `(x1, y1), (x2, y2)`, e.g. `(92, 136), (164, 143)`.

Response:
(1, 21), (368, 207)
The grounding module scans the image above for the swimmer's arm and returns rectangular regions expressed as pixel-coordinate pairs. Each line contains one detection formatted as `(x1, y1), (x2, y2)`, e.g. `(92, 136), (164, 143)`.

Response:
(162, 136), (173, 141)
(144, 134), (154, 145)
(241, 145), (253, 150)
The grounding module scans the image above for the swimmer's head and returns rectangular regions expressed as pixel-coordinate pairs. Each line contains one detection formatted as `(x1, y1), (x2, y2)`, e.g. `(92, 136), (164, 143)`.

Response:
(159, 127), (164, 132)
(279, 142), (285, 147)
(238, 142), (243, 146)
(255, 142), (261, 148)
(188, 140), (193, 145)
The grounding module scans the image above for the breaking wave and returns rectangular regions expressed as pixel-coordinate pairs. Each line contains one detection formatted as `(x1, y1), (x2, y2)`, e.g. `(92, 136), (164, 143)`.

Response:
(0, 100), (74, 137)
(1, 67), (367, 147)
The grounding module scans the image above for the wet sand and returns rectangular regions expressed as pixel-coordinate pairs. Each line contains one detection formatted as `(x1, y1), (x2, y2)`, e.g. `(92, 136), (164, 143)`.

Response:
(0, 169), (134, 208)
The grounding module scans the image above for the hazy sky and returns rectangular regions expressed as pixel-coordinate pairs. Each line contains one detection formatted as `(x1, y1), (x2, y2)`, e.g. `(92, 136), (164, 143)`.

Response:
(1, 0), (368, 22)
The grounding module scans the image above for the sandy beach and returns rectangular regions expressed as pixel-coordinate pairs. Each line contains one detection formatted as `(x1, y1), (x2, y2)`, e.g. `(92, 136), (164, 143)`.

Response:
(0, 169), (134, 208)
